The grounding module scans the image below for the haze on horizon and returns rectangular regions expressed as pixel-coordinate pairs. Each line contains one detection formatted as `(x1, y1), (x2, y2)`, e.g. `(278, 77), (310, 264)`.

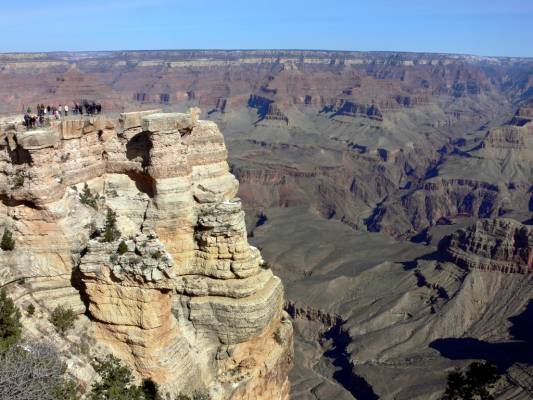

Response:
(0, 0), (532, 58)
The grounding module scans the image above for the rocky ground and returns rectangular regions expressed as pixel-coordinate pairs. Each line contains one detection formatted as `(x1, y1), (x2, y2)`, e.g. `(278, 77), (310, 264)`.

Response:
(250, 207), (533, 399)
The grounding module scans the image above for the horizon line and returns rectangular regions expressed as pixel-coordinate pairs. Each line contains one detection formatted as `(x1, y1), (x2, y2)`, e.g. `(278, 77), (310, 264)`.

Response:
(1, 48), (532, 60)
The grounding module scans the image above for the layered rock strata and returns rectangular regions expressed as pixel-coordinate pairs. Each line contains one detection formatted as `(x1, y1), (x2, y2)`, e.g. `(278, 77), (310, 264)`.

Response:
(442, 218), (533, 273)
(0, 110), (292, 399)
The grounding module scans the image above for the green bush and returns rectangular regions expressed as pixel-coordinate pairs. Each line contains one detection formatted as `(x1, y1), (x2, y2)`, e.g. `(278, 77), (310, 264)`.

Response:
(50, 306), (77, 335)
(1, 229), (15, 251)
(13, 173), (24, 189)
(0, 289), (22, 352)
(117, 241), (129, 255)
(79, 183), (98, 210)
(150, 250), (161, 260)
(89, 355), (144, 400)
(26, 303), (35, 317)
(103, 209), (121, 243)
(176, 392), (211, 400)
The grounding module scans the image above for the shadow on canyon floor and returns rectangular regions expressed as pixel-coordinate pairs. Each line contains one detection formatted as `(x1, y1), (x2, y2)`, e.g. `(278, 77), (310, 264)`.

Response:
(430, 300), (533, 373)
(323, 324), (380, 400)
(401, 248), (454, 271)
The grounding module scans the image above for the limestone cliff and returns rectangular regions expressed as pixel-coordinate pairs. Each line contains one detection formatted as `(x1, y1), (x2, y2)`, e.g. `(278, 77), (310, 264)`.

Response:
(0, 110), (293, 399)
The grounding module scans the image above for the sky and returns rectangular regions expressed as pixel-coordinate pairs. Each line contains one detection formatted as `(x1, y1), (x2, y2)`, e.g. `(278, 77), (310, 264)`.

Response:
(0, 0), (532, 57)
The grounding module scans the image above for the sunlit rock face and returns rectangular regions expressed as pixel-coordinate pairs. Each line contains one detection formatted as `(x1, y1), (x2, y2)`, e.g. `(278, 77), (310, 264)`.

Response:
(0, 110), (293, 399)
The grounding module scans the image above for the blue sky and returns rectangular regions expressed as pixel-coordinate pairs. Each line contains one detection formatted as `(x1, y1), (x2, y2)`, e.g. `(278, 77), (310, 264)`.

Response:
(0, 0), (532, 57)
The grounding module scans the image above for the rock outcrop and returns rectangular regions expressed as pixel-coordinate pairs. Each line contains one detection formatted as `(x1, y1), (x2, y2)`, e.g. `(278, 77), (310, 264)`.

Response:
(0, 110), (292, 399)
(329, 99), (383, 120)
(482, 126), (526, 150)
(247, 95), (289, 124)
(442, 218), (533, 273)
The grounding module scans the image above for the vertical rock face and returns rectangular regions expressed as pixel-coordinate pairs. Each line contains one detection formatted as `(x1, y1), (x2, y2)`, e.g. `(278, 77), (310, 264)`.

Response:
(0, 110), (293, 399)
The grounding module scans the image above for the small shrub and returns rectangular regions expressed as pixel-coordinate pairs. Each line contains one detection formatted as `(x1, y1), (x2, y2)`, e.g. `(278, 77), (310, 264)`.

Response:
(13, 174), (24, 189)
(0, 341), (80, 400)
(150, 250), (161, 260)
(110, 254), (119, 264)
(79, 342), (91, 356)
(0, 289), (22, 351)
(127, 257), (140, 267)
(117, 241), (128, 255)
(103, 209), (121, 243)
(192, 392), (211, 400)
(273, 328), (284, 345)
(79, 183), (98, 210)
(50, 305), (77, 335)
(176, 392), (211, 400)
(26, 303), (35, 317)
(1, 229), (15, 251)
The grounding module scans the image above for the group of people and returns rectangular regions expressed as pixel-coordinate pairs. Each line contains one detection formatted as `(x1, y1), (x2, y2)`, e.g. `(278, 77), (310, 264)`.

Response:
(77, 101), (103, 115)
(23, 101), (103, 129)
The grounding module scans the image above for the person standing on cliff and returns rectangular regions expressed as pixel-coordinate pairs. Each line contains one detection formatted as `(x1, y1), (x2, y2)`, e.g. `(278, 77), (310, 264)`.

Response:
(64, 104), (68, 117)
(23, 113), (30, 129)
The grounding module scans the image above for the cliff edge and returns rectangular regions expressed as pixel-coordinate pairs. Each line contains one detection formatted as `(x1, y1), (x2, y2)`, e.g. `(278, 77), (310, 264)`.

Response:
(0, 110), (293, 399)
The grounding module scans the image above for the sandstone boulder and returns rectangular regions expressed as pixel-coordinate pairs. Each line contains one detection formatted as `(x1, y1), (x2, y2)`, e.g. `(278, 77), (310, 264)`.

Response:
(16, 128), (60, 150)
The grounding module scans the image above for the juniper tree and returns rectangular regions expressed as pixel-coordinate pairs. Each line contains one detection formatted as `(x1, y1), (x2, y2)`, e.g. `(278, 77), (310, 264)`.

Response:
(117, 240), (128, 255)
(50, 306), (77, 335)
(1, 229), (15, 251)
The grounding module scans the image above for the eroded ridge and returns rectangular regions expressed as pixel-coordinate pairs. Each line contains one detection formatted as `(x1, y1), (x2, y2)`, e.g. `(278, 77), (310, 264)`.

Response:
(0, 110), (293, 399)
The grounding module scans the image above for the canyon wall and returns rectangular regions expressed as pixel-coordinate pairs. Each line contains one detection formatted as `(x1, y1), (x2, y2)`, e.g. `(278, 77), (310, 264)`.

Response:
(0, 110), (292, 399)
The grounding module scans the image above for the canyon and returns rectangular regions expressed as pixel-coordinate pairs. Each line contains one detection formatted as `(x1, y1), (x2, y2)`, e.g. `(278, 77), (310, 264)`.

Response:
(1, 50), (533, 399)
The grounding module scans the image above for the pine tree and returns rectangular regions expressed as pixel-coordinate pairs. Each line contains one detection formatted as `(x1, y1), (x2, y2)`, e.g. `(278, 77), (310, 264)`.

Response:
(79, 183), (98, 210)
(117, 241), (128, 255)
(103, 209), (121, 243)
(0, 289), (22, 352)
